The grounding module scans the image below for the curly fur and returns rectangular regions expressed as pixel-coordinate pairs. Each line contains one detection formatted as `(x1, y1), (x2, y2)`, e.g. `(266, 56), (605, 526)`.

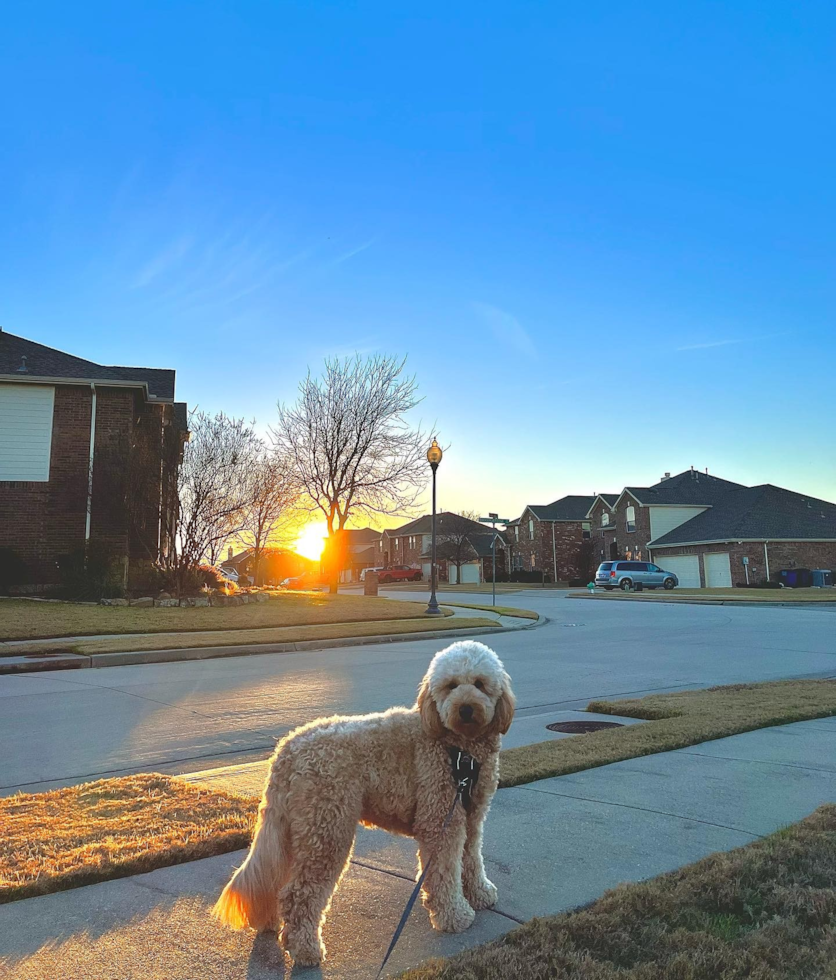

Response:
(212, 640), (515, 966)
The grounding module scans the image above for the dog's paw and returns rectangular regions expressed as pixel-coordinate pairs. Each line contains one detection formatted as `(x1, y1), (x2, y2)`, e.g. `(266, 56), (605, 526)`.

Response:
(465, 876), (498, 910)
(429, 898), (476, 933)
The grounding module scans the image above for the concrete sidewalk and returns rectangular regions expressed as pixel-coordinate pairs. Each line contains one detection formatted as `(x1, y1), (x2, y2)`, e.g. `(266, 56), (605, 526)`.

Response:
(2, 717), (835, 979)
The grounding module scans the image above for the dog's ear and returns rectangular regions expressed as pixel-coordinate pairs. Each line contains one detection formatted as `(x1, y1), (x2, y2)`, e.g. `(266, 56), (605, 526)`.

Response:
(488, 673), (516, 736)
(417, 678), (445, 739)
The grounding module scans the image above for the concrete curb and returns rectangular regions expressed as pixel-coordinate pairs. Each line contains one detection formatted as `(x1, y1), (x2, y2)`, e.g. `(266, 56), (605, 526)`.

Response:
(568, 593), (836, 609)
(0, 615), (544, 674)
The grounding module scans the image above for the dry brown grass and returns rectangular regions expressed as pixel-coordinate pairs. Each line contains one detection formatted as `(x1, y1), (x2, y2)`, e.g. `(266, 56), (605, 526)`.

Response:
(441, 603), (539, 620)
(5, 616), (498, 657)
(499, 679), (836, 787)
(0, 593), (447, 642)
(400, 804), (836, 979)
(0, 774), (257, 904)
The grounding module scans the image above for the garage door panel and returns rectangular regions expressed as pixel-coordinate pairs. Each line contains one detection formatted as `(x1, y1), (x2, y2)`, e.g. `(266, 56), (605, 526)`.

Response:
(656, 555), (700, 588)
(705, 553), (732, 588)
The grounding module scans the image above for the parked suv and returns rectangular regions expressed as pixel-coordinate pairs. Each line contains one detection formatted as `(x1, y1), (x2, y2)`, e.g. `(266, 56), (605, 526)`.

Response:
(379, 565), (423, 583)
(595, 561), (679, 591)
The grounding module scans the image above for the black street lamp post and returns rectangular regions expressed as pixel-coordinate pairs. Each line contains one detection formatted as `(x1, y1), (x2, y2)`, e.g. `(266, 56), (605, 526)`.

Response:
(425, 438), (443, 616)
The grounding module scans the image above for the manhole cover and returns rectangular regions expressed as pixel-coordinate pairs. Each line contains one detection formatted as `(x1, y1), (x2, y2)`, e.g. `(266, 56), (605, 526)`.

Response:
(546, 720), (624, 734)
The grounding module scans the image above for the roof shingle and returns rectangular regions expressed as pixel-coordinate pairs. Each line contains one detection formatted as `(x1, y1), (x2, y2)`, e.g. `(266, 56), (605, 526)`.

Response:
(0, 330), (176, 401)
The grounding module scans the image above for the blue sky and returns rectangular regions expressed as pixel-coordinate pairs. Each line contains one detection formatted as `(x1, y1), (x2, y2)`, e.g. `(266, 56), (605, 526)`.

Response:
(2, 1), (834, 522)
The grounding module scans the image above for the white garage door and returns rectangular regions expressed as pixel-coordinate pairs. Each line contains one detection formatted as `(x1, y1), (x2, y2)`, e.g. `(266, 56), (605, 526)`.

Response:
(657, 555), (700, 588)
(704, 552), (732, 588)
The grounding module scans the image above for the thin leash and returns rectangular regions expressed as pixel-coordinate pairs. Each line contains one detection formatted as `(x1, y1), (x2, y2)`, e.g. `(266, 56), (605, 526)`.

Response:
(375, 750), (478, 979)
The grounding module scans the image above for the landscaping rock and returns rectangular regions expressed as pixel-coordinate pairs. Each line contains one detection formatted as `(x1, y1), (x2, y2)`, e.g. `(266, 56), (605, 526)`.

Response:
(240, 595), (249, 604)
(157, 592), (172, 600)
(194, 596), (210, 607)
(155, 598), (179, 608)
(130, 597), (154, 608)
(179, 597), (196, 608)
(231, 596), (244, 606)
(255, 593), (270, 603)
(209, 595), (227, 607)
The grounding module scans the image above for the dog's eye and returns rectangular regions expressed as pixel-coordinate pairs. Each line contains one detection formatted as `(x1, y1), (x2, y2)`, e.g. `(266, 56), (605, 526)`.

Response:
(447, 682), (458, 691)
(474, 680), (484, 690)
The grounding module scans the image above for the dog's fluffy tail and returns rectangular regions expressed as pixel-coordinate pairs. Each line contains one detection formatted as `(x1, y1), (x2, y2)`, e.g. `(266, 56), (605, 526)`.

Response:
(212, 789), (290, 931)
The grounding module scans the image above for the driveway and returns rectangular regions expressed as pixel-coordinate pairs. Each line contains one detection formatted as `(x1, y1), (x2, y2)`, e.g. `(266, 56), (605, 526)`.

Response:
(1, 593), (834, 794)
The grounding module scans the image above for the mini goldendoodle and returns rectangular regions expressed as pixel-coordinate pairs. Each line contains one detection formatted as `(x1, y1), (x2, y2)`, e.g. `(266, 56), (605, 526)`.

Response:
(213, 640), (515, 966)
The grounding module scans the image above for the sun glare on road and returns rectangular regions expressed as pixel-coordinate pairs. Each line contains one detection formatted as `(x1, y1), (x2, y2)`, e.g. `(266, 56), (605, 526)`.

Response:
(295, 522), (327, 561)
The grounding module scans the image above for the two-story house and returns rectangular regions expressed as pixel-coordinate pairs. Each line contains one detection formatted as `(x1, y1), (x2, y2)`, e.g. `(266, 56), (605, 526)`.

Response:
(507, 495), (617, 582)
(0, 330), (188, 589)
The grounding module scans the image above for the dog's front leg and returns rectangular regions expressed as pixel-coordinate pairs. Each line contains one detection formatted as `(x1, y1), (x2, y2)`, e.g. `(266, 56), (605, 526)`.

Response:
(416, 805), (474, 933)
(462, 801), (498, 910)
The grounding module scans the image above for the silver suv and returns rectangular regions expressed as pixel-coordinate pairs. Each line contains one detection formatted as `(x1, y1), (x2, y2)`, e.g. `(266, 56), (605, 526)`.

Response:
(595, 561), (679, 591)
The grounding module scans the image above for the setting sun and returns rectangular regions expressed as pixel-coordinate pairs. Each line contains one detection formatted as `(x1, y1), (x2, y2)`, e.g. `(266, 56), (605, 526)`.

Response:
(294, 522), (327, 562)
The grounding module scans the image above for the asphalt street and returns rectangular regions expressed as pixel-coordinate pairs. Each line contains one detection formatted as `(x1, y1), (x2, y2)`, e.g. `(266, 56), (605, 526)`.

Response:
(1, 589), (835, 795)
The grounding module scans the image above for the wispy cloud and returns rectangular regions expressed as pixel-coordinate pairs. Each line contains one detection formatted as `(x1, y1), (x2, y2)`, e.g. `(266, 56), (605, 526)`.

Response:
(472, 301), (537, 358)
(331, 237), (378, 266)
(677, 331), (790, 352)
(132, 235), (194, 288)
(677, 338), (743, 351)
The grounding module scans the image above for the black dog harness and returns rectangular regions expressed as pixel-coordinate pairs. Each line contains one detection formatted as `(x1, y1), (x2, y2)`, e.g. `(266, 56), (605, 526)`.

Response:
(447, 745), (481, 812)
(375, 746), (481, 978)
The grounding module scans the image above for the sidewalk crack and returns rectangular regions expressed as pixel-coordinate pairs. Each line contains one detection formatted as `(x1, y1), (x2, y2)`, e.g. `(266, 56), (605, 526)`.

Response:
(512, 785), (763, 839)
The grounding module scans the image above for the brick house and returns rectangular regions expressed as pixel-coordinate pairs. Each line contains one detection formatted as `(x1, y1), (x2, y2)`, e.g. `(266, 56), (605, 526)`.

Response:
(590, 470), (744, 572)
(337, 528), (384, 583)
(220, 547), (316, 586)
(648, 484), (836, 587)
(590, 468), (836, 587)
(0, 330), (188, 588)
(507, 495), (617, 582)
(382, 513), (506, 583)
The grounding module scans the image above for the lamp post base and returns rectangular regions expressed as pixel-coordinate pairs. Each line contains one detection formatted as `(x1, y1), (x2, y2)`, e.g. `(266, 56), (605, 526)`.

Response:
(425, 595), (443, 616)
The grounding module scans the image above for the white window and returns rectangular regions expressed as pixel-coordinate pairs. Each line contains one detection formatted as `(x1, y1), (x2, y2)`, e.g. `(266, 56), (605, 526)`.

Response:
(582, 522), (591, 540)
(514, 525), (519, 540)
(0, 383), (55, 481)
(601, 512), (609, 526)
(626, 505), (636, 533)
(528, 519), (534, 539)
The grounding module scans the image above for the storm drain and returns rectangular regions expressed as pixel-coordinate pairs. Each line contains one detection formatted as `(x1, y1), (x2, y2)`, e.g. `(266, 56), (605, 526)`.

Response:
(546, 720), (624, 734)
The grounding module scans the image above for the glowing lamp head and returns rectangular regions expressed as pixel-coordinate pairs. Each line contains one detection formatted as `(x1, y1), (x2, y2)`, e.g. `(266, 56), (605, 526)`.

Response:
(427, 438), (443, 466)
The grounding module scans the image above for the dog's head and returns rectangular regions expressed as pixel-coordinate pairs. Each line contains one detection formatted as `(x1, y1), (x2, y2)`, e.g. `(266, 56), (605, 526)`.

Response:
(416, 641), (515, 741)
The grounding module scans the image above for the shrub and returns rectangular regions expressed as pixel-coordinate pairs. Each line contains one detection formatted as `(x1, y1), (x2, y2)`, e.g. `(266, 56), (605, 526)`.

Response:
(57, 543), (125, 600)
(0, 548), (28, 595)
(159, 563), (231, 596)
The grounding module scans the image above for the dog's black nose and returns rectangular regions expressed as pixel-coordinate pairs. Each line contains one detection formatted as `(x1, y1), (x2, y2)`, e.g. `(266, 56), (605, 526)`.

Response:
(459, 704), (474, 722)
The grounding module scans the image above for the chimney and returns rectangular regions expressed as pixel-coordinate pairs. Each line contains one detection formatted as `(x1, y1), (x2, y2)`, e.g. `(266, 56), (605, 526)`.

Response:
(227, 546), (233, 561)
(660, 472), (671, 482)
(705, 467), (709, 475)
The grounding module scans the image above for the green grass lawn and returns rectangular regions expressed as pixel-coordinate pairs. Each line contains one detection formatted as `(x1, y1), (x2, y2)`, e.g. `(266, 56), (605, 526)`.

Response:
(499, 678), (836, 787)
(399, 804), (836, 979)
(0, 593), (449, 641)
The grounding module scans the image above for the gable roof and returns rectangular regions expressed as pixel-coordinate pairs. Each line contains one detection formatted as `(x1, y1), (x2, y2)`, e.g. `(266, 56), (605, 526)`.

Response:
(0, 330), (176, 401)
(620, 470), (746, 507)
(649, 485), (836, 546)
(527, 495), (603, 521)
(384, 512), (486, 537)
(342, 528), (382, 544)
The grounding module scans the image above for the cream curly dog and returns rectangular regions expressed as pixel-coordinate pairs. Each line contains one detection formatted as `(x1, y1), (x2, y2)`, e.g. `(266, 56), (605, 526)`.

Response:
(213, 640), (514, 966)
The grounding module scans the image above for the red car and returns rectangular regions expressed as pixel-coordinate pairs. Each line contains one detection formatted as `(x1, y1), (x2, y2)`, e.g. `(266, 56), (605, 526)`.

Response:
(378, 565), (422, 583)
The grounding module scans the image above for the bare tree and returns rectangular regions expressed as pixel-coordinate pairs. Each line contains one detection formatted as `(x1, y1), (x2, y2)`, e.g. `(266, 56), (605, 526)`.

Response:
(436, 511), (485, 584)
(167, 410), (261, 591)
(237, 452), (301, 585)
(272, 355), (432, 591)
